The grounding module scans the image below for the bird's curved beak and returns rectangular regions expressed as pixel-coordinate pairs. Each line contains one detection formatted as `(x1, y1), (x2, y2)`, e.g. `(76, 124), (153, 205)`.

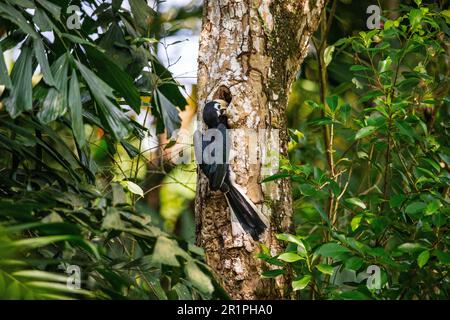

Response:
(216, 99), (228, 115)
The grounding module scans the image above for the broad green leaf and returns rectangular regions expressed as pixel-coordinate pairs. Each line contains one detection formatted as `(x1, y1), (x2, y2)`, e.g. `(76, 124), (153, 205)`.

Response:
(38, 54), (69, 123)
(156, 89), (181, 138)
(378, 56), (392, 73)
(261, 269), (285, 278)
(75, 60), (131, 140)
(324, 45), (335, 67)
(340, 290), (370, 300)
(12, 270), (68, 283)
(397, 242), (427, 253)
(346, 198), (367, 209)
(278, 252), (303, 263)
(172, 283), (192, 300)
(129, 0), (156, 33)
(36, 0), (61, 19)
(153, 59), (186, 110)
(0, 3), (38, 38)
(316, 264), (334, 275)
(122, 181), (144, 198)
(292, 275), (311, 291)
(345, 257), (364, 271)
(425, 200), (441, 216)
(355, 126), (377, 140)
(101, 207), (125, 230)
(326, 95), (339, 112)
(33, 8), (52, 31)
(351, 215), (363, 231)
(184, 261), (214, 294)
(390, 194), (406, 208)
(0, 46), (11, 88)
(316, 243), (350, 258)
(417, 250), (430, 268)
(4, 235), (83, 250)
(405, 202), (426, 215)
(350, 65), (371, 72)
(434, 250), (450, 265)
(262, 173), (291, 182)
(276, 233), (307, 256)
(4, 45), (33, 118)
(68, 70), (85, 147)
(33, 37), (56, 87)
(84, 46), (141, 112)
(151, 236), (189, 267)
(409, 8), (423, 29)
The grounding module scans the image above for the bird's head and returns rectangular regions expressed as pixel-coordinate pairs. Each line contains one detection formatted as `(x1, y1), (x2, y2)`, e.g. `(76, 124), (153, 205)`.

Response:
(203, 99), (227, 128)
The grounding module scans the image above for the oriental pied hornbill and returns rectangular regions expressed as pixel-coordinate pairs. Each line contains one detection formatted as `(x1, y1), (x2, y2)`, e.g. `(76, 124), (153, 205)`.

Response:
(194, 99), (267, 240)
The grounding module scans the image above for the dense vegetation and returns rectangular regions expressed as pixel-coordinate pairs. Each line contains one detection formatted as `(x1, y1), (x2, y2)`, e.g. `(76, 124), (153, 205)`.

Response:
(0, 0), (221, 299)
(261, 0), (450, 299)
(0, 0), (448, 300)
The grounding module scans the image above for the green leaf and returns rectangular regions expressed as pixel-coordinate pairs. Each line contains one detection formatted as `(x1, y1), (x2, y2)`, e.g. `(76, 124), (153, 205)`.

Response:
(33, 8), (52, 32)
(409, 9), (423, 29)
(324, 45), (335, 67)
(397, 242), (427, 253)
(0, 3), (38, 38)
(326, 95), (339, 112)
(12, 270), (68, 283)
(37, 54), (69, 123)
(101, 207), (125, 230)
(346, 198), (367, 209)
(261, 269), (285, 278)
(390, 194), (406, 208)
(75, 60), (131, 140)
(184, 261), (214, 294)
(425, 200), (440, 216)
(68, 70), (85, 148)
(405, 202), (426, 215)
(4, 45), (33, 118)
(340, 290), (370, 300)
(316, 264), (334, 275)
(278, 252), (303, 263)
(0, 45), (12, 88)
(35, 0), (61, 19)
(33, 37), (56, 87)
(355, 126), (377, 140)
(129, 0), (156, 32)
(172, 283), (192, 300)
(350, 65), (371, 72)
(345, 257), (364, 271)
(155, 89), (181, 137)
(351, 215), (363, 231)
(378, 56), (392, 73)
(417, 250), (430, 268)
(153, 59), (186, 110)
(151, 236), (189, 267)
(292, 275), (311, 291)
(84, 46), (141, 113)
(276, 234), (307, 256)
(262, 173), (291, 182)
(316, 243), (350, 258)
(121, 181), (144, 198)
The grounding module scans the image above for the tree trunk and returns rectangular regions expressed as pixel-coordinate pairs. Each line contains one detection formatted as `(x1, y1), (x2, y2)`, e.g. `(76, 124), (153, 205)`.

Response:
(195, 0), (325, 299)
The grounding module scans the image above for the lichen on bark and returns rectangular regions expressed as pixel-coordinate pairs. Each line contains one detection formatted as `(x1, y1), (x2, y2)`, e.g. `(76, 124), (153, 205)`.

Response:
(196, 0), (325, 299)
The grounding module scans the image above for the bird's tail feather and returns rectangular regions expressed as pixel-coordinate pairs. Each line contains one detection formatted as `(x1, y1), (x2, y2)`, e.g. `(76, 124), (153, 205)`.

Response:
(224, 181), (268, 240)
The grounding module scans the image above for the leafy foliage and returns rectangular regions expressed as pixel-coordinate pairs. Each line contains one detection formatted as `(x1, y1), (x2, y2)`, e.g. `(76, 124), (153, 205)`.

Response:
(262, 1), (449, 300)
(0, 0), (223, 300)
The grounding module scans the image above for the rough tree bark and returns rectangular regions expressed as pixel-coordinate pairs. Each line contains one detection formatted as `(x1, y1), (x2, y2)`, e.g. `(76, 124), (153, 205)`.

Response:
(195, 0), (325, 299)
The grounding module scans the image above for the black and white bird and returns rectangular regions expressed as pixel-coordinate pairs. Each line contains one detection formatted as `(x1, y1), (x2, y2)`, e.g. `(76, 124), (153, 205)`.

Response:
(194, 99), (267, 240)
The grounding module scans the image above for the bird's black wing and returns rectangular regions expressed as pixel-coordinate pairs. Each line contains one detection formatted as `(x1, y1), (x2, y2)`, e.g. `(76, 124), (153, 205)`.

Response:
(194, 124), (229, 191)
